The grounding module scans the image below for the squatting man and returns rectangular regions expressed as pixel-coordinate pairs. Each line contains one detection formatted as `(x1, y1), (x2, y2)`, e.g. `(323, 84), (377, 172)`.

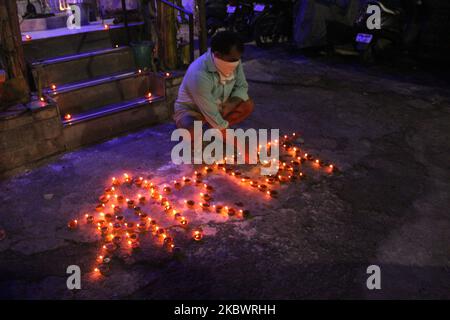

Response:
(172, 31), (279, 174)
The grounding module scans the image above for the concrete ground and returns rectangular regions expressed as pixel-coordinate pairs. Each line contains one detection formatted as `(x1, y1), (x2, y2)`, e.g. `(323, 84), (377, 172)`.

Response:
(1, 45), (449, 299)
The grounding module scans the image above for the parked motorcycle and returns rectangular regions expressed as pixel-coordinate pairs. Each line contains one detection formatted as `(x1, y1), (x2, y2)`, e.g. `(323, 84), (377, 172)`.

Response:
(252, 0), (294, 48)
(206, 0), (228, 37)
(354, 0), (424, 63)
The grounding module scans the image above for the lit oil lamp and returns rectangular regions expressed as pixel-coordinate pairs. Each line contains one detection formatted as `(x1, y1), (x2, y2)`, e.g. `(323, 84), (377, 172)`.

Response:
(134, 177), (143, 186)
(193, 229), (203, 241)
(113, 222), (122, 233)
(112, 235), (122, 245)
(200, 193), (211, 202)
(214, 205), (223, 214)
(149, 220), (158, 232)
(67, 219), (78, 230)
(258, 184), (268, 192)
(138, 195), (146, 204)
(95, 204), (105, 212)
(115, 215), (124, 223)
(163, 186), (172, 194)
(266, 177), (276, 185)
(104, 187), (115, 194)
(113, 206), (122, 214)
(200, 202), (211, 211)
(134, 206), (142, 215)
(194, 171), (202, 178)
(128, 233), (138, 242)
(100, 226), (109, 235)
(99, 195), (109, 203)
(180, 217), (188, 226)
(85, 214), (94, 224)
(127, 199), (135, 208)
(104, 213), (114, 222)
(183, 177), (191, 185)
(185, 200), (195, 209)
(204, 166), (213, 174)
(204, 184), (214, 192)
(126, 222), (135, 232)
(104, 243), (117, 253)
(117, 195), (125, 203)
(241, 176), (250, 183)
(139, 213), (148, 221)
(173, 180), (182, 190)
(226, 207), (236, 216)
(250, 181), (258, 188)
(112, 177), (120, 186)
(194, 178), (203, 186)
(278, 175), (289, 183)
(137, 223), (147, 233)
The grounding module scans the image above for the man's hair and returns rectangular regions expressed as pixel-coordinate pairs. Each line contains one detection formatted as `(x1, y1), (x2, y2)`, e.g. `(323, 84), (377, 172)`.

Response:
(210, 31), (244, 55)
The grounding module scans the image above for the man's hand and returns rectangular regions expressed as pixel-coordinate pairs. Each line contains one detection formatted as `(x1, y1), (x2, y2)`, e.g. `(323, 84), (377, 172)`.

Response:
(221, 97), (243, 117)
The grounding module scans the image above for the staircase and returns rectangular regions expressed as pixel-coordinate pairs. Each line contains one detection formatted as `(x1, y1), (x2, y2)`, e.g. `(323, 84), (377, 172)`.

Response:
(24, 22), (169, 149)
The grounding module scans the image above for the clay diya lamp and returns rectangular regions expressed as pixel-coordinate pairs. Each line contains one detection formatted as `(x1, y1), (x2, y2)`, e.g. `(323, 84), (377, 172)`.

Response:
(173, 181), (182, 190)
(258, 184), (268, 192)
(104, 242), (117, 253)
(127, 199), (135, 209)
(99, 195), (109, 204)
(163, 186), (172, 194)
(205, 166), (213, 174)
(67, 220), (78, 230)
(112, 222), (122, 233)
(200, 193), (212, 202)
(104, 213), (114, 222)
(204, 184), (214, 193)
(174, 212), (182, 221)
(139, 213), (148, 221)
(241, 176), (250, 183)
(115, 215), (125, 223)
(250, 181), (258, 188)
(134, 177), (143, 187)
(157, 228), (165, 237)
(126, 222), (135, 233)
(183, 177), (191, 185)
(278, 175), (289, 184)
(112, 177), (121, 186)
(163, 236), (174, 248)
(134, 206), (142, 215)
(149, 220), (158, 232)
(194, 178), (203, 186)
(200, 202), (211, 211)
(232, 171), (242, 178)
(104, 187), (115, 195)
(151, 191), (160, 199)
(128, 233), (138, 242)
(214, 205), (223, 214)
(129, 240), (140, 249)
(180, 217), (188, 226)
(225, 167), (233, 175)
(113, 206), (122, 214)
(112, 235), (122, 245)
(227, 207), (236, 217)
(95, 204), (105, 212)
(138, 195), (146, 204)
(137, 222), (147, 233)
(194, 171), (202, 178)
(185, 200), (195, 209)
(117, 195), (125, 204)
(193, 229), (203, 241)
(266, 177), (276, 185)
(85, 214), (94, 224)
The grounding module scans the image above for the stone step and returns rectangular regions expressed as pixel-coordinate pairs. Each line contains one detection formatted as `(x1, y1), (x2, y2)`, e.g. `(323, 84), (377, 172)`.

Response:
(63, 96), (168, 150)
(23, 22), (143, 62)
(31, 46), (136, 89)
(49, 71), (161, 117)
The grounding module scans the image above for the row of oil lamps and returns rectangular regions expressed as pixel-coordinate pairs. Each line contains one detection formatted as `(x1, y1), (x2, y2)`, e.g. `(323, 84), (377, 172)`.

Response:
(67, 132), (336, 277)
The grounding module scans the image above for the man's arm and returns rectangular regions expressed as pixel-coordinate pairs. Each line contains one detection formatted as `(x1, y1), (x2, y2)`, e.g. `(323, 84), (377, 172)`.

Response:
(188, 72), (229, 130)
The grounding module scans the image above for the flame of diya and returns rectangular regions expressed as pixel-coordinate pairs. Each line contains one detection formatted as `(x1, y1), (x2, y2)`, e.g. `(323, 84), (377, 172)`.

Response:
(193, 229), (203, 241)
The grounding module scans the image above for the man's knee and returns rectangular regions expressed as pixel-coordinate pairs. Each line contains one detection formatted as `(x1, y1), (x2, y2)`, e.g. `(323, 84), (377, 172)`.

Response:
(241, 98), (254, 115)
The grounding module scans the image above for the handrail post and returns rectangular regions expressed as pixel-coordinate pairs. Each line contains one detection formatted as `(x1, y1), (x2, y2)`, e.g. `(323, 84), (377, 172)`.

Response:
(188, 13), (195, 63)
(121, 0), (130, 44)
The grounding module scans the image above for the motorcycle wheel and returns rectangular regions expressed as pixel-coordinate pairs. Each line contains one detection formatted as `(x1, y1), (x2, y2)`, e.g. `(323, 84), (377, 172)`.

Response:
(254, 14), (282, 48)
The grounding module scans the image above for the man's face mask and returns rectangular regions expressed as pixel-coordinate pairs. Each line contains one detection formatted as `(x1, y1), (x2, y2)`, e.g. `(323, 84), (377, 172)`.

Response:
(213, 54), (240, 77)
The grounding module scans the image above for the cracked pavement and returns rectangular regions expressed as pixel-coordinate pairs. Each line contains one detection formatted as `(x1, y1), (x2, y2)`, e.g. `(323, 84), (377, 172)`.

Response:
(0, 45), (449, 299)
